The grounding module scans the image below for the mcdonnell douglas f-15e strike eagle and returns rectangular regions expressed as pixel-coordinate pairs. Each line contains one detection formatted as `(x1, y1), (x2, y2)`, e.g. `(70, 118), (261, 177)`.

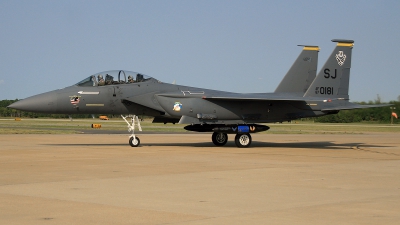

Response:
(8, 39), (388, 148)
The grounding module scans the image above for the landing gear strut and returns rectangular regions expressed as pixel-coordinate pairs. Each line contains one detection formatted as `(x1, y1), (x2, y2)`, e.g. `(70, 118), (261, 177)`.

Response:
(212, 132), (228, 146)
(121, 115), (142, 147)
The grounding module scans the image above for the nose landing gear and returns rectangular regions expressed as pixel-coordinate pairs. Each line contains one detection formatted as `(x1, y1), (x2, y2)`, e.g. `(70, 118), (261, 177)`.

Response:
(121, 115), (142, 147)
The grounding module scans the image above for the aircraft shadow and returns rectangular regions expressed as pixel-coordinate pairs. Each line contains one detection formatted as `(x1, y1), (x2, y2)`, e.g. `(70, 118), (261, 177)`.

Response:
(43, 141), (391, 150)
(142, 141), (390, 149)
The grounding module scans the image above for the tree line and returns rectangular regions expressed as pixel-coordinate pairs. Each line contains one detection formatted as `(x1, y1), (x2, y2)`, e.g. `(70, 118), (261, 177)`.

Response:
(1, 99), (399, 124)
(314, 101), (399, 123)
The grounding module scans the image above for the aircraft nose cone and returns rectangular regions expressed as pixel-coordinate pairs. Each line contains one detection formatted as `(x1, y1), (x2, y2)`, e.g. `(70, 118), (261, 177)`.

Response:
(8, 91), (57, 113)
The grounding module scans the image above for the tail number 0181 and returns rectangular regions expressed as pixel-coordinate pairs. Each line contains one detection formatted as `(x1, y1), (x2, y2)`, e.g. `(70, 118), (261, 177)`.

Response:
(315, 87), (334, 95)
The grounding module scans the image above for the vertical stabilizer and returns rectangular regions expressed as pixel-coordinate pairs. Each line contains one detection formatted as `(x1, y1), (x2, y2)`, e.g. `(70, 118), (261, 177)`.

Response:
(275, 45), (319, 94)
(304, 39), (354, 99)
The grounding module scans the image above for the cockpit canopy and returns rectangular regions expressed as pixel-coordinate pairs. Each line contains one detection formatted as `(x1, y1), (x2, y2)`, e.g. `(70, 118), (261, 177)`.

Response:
(76, 70), (157, 87)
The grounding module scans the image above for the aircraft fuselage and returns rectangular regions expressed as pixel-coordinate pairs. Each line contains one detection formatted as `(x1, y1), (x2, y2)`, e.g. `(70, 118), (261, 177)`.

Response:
(13, 77), (328, 124)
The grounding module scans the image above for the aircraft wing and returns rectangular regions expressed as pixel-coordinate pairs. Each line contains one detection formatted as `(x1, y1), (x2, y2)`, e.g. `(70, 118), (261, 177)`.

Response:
(201, 94), (392, 112)
(158, 92), (350, 103)
(157, 92), (308, 101)
(203, 95), (305, 101)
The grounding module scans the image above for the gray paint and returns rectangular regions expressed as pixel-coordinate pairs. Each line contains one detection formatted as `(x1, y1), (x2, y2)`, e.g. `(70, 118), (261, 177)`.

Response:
(275, 45), (319, 94)
(8, 40), (389, 147)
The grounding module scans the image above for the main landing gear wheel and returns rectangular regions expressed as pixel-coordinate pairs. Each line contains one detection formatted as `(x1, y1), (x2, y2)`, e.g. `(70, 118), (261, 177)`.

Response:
(212, 132), (228, 146)
(235, 133), (252, 148)
(129, 136), (140, 147)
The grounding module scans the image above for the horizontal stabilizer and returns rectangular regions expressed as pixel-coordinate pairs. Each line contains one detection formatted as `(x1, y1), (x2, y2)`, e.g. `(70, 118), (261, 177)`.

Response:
(321, 103), (392, 112)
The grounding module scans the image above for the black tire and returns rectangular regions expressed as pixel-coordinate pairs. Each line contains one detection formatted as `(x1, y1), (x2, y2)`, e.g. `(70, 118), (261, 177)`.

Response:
(234, 133), (252, 148)
(129, 136), (140, 147)
(212, 132), (228, 146)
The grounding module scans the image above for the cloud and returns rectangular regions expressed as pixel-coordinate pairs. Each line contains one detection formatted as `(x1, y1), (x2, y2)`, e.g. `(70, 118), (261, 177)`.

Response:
(0, 80), (4, 85)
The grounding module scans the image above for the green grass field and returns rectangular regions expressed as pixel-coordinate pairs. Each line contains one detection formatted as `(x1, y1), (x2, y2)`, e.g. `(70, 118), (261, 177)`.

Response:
(1, 118), (400, 135)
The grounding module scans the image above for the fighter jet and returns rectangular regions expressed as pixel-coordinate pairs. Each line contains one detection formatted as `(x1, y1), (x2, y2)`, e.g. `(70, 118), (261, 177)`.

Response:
(8, 39), (387, 147)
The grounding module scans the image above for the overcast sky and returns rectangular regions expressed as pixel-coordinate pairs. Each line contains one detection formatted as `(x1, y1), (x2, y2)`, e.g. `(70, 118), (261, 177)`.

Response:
(1, 0), (399, 102)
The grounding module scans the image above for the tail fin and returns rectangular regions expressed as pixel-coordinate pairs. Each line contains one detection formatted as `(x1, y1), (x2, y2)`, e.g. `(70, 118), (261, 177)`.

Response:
(274, 45), (319, 95)
(304, 39), (354, 99)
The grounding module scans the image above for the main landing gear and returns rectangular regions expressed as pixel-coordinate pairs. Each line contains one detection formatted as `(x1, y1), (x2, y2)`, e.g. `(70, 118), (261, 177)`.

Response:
(121, 115), (142, 147)
(211, 132), (252, 148)
(185, 124), (269, 148)
(212, 132), (228, 146)
(234, 133), (252, 148)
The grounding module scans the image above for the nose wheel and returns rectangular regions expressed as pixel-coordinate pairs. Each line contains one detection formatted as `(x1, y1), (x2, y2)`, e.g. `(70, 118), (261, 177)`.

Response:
(129, 136), (140, 147)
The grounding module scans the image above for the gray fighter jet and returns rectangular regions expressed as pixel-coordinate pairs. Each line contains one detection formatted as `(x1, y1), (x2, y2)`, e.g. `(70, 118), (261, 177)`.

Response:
(8, 39), (386, 147)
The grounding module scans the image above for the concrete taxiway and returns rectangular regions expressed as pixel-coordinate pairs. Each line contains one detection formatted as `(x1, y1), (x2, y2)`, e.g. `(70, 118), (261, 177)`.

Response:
(1, 133), (400, 224)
